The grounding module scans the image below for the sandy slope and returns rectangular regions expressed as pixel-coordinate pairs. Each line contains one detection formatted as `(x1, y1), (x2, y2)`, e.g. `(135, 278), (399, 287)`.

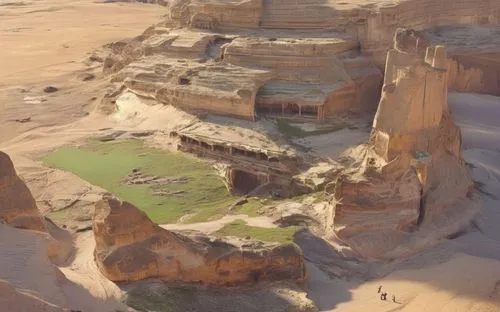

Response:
(58, 231), (131, 311)
(0, 224), (67, 308)
(0, 0), (163, 86)
(162, 214), (277, 233)
(449, 93), (500, 150)
(0, 0), (162, 309)
(335, 254), (500, 312)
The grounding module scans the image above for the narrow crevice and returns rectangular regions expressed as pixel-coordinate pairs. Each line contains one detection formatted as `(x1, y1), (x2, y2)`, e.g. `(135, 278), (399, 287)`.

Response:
(417, 188), (426, 226)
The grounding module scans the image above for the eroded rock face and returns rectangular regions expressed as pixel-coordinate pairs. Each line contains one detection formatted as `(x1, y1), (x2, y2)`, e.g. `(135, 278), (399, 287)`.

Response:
(93, 196), (306, 285)
(328, 30), (479, 259)
(0, 151), (45, 231)
(100, 0), (499, 121)
(99, 1), (386, 120)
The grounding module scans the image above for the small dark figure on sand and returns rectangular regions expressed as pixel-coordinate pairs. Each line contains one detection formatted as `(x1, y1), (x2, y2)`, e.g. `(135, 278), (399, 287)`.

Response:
(378, 285), (382, 293)
(380, 292), (387, 301)
(392, 295), (396, 303)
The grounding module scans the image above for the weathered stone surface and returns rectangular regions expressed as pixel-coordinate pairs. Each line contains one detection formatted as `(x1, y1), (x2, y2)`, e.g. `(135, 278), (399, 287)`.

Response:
(328, 30), (479, 259)
(0, 152), (73, 265)
(0, 151), (45, 231)
(100, 14), (383, 120)
(100, 0), (499, 121)
(93, 196), (306, 284)
(424, 26), (500, 96)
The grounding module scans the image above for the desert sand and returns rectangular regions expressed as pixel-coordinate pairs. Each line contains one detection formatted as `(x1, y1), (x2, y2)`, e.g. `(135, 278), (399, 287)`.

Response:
(0, 0), (499, 311)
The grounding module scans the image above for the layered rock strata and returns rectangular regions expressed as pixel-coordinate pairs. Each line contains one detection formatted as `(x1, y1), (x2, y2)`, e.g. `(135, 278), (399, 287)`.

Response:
(165, 0), (499, 69)
(101, 0), (499, 121)
(0, 151), (45, 231)
(328, 29), (478, 259)
(102, 24), (382, 121)
(93, 196), (306, 284)
(425, 26), (500, 96)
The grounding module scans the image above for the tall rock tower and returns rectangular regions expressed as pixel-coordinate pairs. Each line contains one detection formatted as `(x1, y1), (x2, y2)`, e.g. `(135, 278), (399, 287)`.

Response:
(328, 29), (479, 260)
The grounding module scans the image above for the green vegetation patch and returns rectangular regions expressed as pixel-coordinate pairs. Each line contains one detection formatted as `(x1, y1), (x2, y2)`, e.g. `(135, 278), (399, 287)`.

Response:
(233, 198), (274, 217)
(215, 219), (302, 244)
(126, 284), (198, 312)
(43, 140), (234, 223)
(277, 119), (347, 138)
(125, 282), (309, 312)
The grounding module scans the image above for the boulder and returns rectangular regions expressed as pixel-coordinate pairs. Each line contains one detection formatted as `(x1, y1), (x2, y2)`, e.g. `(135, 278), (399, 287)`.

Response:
(93, 196), (306, 285)
(0, 151), (45, 231)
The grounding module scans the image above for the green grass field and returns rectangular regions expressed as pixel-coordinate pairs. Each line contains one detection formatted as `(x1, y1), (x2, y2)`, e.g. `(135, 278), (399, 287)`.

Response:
(215, 219), (302, 244)
(43, 140), (235, 224)
(277, 119), (347, 138)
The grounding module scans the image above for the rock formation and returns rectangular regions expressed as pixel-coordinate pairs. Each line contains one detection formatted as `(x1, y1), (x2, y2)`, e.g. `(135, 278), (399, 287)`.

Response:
(99, 2), (387, 120)
(0, 151), (73, 265)
(327, 29), (479, 259)
(93, 195), (306, 284)
(0, 151), (45, 231)
(425, 26), (500, 96)
(98, 0), (499, 121)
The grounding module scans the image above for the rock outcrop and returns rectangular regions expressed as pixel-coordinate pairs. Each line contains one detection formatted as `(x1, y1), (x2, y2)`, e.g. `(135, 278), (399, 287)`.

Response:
(0, 151), (45, 231)
(99, 0), (499, 121)
(360, 0), (499, 65)
(424, 26), (500, 96)
(328, 29), (479, 259)
(93, 196), (306, 284)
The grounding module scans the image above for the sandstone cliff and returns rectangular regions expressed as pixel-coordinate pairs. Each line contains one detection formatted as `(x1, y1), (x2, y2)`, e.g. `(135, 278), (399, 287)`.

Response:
(0, 151), (45, 231)
(0, 151), (74, 266)
(93, 196), (306, 284)
(328, 29), (479, 259)
(99, 3), (385, 120)
(99, 0), (499, 121)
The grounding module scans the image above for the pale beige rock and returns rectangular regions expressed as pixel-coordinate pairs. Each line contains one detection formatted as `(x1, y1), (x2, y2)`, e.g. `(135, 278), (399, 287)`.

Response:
(360, 0), (500, 66)
(100, 15), (383, 120)
(93, 196), (306, 285)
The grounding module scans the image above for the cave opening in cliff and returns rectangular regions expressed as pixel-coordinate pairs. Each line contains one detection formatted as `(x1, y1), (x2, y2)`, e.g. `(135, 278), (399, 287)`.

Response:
(231, 169), (264, 195)
(256, 102), (320, 119)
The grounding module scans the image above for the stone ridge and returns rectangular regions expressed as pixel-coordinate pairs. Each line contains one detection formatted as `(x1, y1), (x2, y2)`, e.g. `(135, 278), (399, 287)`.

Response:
(93, 196), (307, 285)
